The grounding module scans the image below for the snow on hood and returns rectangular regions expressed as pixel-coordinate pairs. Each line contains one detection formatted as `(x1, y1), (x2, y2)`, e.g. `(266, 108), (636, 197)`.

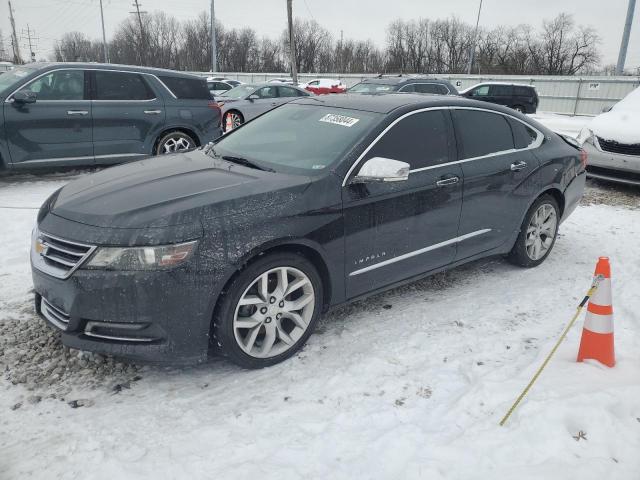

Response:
(590, 87), (640, 144)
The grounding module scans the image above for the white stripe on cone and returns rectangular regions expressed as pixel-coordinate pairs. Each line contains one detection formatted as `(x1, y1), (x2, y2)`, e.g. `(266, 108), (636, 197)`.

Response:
(590, 278), (612, 306)
(584, 313), (614, 334)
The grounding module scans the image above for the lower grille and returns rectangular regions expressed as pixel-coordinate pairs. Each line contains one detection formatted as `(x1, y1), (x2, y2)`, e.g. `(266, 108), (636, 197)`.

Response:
(597, 137), (640, 156)
(41, 297), (70, 331)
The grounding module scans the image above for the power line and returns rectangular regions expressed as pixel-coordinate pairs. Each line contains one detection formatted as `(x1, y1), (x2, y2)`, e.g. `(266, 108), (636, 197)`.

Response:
(20, 24), (38, 62)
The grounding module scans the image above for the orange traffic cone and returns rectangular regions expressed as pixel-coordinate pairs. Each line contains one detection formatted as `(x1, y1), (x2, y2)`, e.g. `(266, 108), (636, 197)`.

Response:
(225, 114), (233, 132)
(577, 257), (615, 367)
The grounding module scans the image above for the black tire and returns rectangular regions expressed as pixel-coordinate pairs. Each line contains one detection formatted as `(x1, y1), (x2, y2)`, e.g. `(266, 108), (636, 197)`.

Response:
(512, 105), (525, 113)
(507, 194), (560, 268)
(212, 252), (323, 369)
(155, 131), (196, 155)
(223, 111), (244, 132)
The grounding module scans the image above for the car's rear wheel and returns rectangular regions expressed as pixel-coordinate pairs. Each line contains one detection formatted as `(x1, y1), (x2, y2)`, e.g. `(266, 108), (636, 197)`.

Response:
(223, 111), (244, 132)
(512, 105), (525, 113)
(507, 194), (560, 268)
(212, 252), (323, 368)
(155, 131), (196, 155)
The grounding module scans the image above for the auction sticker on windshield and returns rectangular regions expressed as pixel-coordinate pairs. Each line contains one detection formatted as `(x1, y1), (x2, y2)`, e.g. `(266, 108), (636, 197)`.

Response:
(319, 113), (360, 127)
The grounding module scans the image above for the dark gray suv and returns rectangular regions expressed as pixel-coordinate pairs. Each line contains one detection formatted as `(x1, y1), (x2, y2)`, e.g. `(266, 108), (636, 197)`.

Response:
(0, 63), (222, 170)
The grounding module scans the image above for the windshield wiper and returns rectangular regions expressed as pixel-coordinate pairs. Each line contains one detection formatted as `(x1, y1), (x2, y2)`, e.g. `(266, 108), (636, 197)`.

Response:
(221, 155), (275, 172)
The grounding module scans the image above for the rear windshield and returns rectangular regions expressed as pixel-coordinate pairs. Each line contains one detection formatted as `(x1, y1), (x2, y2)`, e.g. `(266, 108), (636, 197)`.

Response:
(158, 75), (210, 99)
(211, 104), (382, 175)
(349, 82), (397, 94)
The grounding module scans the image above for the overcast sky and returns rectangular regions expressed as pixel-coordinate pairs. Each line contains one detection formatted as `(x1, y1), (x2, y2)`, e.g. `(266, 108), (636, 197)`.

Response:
(2, 0), (639, 70)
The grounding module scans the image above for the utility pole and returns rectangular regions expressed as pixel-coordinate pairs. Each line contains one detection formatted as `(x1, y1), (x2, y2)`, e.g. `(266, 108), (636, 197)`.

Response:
(287, 0), (298, 83)
(22, 24), (36, 62)
(99, 0), (109, 63)
(466, 0), (483, 74)
(130, 0), (147, 65)
(8, 0), (22, 64)
(210, 0), (217, 72)
(339, 29), (344, 73)
(616, 0), (636, 75)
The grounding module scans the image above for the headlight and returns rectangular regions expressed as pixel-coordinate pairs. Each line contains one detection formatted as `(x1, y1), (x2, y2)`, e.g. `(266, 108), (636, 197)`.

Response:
(577, 127), (594, 146)
(85, 241), (198, 270)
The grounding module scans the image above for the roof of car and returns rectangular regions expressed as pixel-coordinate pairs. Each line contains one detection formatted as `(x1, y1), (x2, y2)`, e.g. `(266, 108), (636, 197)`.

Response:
(291, 92), (499, 114)
(359, 76), (452, 86)
(26, 62), (202, 79)
(465, 81), (536, 88)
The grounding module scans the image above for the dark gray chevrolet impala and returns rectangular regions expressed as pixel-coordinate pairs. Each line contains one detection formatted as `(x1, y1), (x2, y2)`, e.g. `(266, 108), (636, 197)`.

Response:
(31, 94), (586, 368)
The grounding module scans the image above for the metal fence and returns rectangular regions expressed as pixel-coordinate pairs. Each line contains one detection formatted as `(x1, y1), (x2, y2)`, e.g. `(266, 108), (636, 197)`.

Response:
(197, 72), (640, 116)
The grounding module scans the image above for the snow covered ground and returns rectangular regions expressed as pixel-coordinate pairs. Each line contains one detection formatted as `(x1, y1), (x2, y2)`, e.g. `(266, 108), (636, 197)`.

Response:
(1, 172), (639, 480)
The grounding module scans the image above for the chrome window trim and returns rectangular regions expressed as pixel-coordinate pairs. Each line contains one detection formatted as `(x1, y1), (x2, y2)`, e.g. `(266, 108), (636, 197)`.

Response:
(342, 106), (544, 186)
(4, 67), (179, 102)
(398, 82), (451, 95)
(349, 229), (491, 276)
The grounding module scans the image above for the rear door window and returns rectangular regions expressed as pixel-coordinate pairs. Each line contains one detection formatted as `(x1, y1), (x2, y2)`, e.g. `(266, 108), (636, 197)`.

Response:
(278, 86), (303, 97)
(489, 85), (512, 96)
(158, 75), (210, 99)
(94, 71), (154, 100)
(366, 110), (452, 169)
(509, 118), (540, 149)
(255, 86), (278, 98)
(454, 110), (515, 159)
(413, 83), (449, 95)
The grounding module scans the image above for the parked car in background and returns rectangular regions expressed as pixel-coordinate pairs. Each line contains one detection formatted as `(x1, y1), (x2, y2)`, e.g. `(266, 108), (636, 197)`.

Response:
(577, 87), (640, 185)
(460, 82), (539, 113)
(301, 78), (347, 95)
(268, 77), (296, 85)
(0, 62), (221, 171)
(218, 82), (311, 131)
(32, 93), (585, 368)
(349, 76), (458, 96)
(0, 61), (15, 73)
(207, 77), (240, 97)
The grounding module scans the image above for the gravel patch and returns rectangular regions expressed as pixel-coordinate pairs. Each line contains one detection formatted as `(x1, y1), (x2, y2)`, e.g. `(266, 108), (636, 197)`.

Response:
(582, 178), (640, 208)
(0, 299), (145, 402)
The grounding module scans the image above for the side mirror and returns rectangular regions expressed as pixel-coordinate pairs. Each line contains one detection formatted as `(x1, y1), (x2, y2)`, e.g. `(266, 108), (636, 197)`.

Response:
(13, 90), (37, 104)
(352, 157), (410, 184)
(247, 94), (259, 101)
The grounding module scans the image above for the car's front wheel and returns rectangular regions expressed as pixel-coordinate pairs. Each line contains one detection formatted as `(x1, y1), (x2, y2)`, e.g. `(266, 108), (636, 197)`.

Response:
(507, 194), (560, 267)
(212, 252), (323, 368)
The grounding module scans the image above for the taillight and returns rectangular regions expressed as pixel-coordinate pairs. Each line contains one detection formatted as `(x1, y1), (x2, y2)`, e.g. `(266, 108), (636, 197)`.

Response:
(580, 149), (588, 169)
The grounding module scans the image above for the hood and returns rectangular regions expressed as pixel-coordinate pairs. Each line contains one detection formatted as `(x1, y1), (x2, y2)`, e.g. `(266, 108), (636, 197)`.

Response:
(50, 150), (310, 229)
(590, 87), (640, 144)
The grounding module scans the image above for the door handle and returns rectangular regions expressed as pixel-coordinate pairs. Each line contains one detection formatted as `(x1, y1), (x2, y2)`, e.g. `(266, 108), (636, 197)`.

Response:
(67, 110), (88, 116)
(144, 110), (162, 115)
(510, 161), (528, 171)
(436, 175), (460, 187)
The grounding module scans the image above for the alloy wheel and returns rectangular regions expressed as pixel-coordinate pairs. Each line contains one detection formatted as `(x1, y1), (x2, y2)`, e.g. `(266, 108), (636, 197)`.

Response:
(525, 203), (557, 260)
(233, 266), (315, 358)
(226, 112), (243, 131)
(162, 136), (192, 153)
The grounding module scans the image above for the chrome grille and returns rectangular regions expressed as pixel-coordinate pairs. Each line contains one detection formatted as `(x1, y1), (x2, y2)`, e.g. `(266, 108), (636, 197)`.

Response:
(597, 137), (640, 156)
(41, 297), (70, 331)
(33, 231), (96, 279)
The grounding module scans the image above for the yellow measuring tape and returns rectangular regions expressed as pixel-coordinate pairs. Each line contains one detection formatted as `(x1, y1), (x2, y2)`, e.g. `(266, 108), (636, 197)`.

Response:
(499, 274), (605, 427)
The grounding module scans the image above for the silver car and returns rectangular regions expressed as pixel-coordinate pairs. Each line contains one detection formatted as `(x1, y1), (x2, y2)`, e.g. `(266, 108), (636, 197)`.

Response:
(578, 87), (640, 186)
(218, 83), (311, 131)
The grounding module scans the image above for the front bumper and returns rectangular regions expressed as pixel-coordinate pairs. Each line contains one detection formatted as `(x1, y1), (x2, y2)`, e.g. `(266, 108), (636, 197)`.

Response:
(583, 141), (640, 186)
(32, 264), (215, 365)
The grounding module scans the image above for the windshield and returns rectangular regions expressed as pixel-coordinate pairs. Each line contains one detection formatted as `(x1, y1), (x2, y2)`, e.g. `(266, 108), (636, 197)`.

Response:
(0, 65), (39, 95)
(211, 103), (382, 174)
(219, 84), (256, 99)
(349, 82), (397, 94)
